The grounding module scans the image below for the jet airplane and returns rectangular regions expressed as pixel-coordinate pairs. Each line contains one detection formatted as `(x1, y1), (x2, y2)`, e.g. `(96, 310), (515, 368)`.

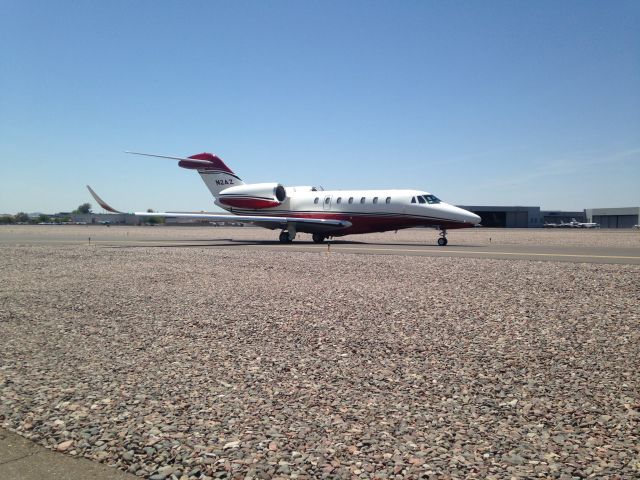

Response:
(88, 152), (480, 245)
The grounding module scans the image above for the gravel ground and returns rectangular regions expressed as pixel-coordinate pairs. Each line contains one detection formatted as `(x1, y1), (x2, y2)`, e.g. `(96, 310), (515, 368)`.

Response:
(1, 233), (639, 479)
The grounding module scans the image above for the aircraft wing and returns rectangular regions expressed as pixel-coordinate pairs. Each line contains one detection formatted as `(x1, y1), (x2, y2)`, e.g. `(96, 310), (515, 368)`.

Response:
(134, 211), (350, 230)
(86, 186), (351, 231)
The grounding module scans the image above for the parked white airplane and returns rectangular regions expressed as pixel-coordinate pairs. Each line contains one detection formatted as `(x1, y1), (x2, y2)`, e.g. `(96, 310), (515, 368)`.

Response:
(88, 151), (480, 246)
(571, 218), (600, 228)
(557, 218), (600, 228)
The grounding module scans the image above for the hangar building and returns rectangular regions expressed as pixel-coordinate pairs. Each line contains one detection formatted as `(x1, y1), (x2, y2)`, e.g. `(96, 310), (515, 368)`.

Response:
(586, 207), (640, 228)
(457, 206), (542, 228)
(541, 210), (587, 224)
(71, 213), (139, 225)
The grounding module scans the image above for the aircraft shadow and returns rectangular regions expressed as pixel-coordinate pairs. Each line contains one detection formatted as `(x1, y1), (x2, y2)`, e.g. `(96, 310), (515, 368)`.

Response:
(103, 243), (252, 249)
(102, 238), (485, 249)
(362, 241), (486, 249)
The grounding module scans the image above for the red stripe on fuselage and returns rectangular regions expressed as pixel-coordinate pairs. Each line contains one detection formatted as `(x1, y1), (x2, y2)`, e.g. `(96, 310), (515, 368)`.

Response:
(222, 209), (473, 235)
(219, 198), (281, 209)
(292, 213), (472, 235)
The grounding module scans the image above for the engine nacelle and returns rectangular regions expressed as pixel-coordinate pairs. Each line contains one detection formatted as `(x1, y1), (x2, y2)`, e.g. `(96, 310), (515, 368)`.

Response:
(218, 182), (286, 209)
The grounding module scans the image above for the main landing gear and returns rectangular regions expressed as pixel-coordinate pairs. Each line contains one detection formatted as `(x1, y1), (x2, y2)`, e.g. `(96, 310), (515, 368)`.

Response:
(437, 228), (448, 246)
(279, 230), (326, 244)
(279, 230), (295, 243)
(312, 233), (325, 244)
(279, 223), (298, 243)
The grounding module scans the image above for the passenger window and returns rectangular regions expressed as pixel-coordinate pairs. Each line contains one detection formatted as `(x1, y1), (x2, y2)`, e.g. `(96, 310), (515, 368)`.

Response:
(373, 197), (378, 204)
(385, 197), (391, 204)
(418, 196), (426, 204)
(325, 197), (330, 204)
(337, 197), (342, 204)
(348, 197), (353, 204)
(314, 197), (319, 204)
(411, 197), (416, 203)
(360, 197), (365, 204)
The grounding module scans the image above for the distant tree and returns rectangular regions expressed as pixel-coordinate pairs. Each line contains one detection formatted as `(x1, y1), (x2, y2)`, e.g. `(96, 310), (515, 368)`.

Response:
(146, 216), (164, 225)
(14, 212), (29, 223)
(38, 214), (50, 223)
(145, 208), (164, 224)
(74, 203), (92, 214)
(0, 215), (13, 224)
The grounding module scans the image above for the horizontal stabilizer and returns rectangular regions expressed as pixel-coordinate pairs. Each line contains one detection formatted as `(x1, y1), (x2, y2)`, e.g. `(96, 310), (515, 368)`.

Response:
(125, 151), (212, 165)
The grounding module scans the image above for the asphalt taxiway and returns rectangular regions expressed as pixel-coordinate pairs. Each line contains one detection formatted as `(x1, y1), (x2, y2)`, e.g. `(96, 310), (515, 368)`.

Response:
(229, 240), (640, 264)
(1, 226), (639, 264)
(0, 428), (135, 480)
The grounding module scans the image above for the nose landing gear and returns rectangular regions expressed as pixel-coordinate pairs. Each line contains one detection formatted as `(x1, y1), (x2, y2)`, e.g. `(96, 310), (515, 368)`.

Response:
(437, 228), (448, 246)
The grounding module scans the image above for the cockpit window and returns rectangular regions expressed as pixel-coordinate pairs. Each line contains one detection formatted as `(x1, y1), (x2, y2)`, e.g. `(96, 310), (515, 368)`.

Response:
(417, 196), (426, 204)
(424, 195), (441, 204)
(411, 197), (416, 203)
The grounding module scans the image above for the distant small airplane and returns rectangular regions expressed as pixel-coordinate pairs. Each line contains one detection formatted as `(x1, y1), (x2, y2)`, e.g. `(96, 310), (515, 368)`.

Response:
(88, 151), (480, 245)
(564, 218), (600, 228)
(575, 220), (600, 228)
(546, 218), (599, 228)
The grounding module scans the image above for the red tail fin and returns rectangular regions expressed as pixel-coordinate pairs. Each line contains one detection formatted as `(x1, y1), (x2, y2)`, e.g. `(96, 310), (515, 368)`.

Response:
(126, 150), (243, 197)
(179, 153), (236, 174)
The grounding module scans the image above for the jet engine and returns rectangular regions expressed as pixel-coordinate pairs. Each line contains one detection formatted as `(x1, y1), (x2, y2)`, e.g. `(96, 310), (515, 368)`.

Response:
(217, 183), (287, 209)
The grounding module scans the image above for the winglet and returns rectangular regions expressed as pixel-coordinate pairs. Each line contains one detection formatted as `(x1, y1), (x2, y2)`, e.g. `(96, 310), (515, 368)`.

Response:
(86, 185), (124, 213)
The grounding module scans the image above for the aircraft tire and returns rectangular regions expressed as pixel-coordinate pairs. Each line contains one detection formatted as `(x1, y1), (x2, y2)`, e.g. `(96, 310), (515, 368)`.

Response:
(312, 233), (325, 244)
(279, 231), (292, 243)
(437, 237), (448, 246)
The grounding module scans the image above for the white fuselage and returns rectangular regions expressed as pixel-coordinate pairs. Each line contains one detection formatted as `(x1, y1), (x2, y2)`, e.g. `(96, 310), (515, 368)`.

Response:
(215, 186), (480, 236)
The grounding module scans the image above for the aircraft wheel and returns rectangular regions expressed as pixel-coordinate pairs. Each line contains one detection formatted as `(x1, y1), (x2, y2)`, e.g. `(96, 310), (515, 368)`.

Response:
(312, 233), (325, 244)
(437, 237), (448, 246)
(279, 231), (293, 243)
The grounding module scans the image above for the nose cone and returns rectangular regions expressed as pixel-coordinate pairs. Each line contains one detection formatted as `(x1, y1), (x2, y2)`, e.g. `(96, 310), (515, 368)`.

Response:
(435, 203), (481, 226)
(456, 207), (480, 225)
(448, 205), (481, 225)
(466, 210), (481, 225)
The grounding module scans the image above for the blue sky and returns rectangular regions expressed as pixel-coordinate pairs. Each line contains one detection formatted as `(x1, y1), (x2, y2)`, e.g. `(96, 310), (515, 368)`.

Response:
(1, 0), (638, 213)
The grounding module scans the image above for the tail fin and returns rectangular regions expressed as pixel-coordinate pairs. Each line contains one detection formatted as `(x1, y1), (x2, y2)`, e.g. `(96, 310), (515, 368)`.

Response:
(179, 153), (244, 197)
(126, 151), (244, 197)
